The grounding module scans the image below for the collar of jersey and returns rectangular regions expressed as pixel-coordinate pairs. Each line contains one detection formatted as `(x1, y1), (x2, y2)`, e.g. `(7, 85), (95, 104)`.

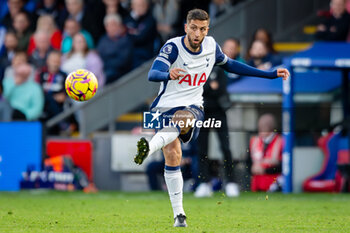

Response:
(181, 36), (202, 55)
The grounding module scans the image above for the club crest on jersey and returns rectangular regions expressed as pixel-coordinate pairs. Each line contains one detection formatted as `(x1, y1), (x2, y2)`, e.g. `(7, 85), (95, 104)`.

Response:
(178, 73), (207, 86)
(163, 44), (172, 54)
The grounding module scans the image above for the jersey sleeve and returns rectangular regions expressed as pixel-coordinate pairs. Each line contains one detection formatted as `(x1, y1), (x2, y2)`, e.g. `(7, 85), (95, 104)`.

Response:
(221, 58), (278, 79)
(154, 42), (178, 68)
(148, 42), (179, 82)
(215, 43), (228, 65)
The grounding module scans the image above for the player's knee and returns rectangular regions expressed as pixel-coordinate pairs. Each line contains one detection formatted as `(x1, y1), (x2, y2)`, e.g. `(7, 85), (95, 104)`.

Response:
(166, 156), (181, 165)
(163, 146), (181, 164)
(163, 145), (180, 157)
(166, 156), (181, 166)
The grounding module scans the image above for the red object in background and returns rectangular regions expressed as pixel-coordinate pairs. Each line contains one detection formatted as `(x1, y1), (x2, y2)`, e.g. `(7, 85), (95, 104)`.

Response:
(27, 30), (62, 56)
(251, 174), (279, 192)
(303, 179), (337, 192)
(46, 140), (93, 181)
(317, 10), (332, 18)
(302, 133), (348, 193)
(44, 156), (65, 172)
(338, 150), (350, 164)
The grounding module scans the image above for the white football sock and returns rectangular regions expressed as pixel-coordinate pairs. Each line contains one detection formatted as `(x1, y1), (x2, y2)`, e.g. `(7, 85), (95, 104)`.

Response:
(164, 166), (185, 218)
(149, 126), (180, 155)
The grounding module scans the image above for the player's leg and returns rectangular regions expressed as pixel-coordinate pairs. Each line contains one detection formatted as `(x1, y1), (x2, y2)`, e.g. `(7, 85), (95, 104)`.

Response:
(134, 110), (194, 165)
(161, 110), (195, 227)
(163, 109), (197, 227)
(135, 107), (201, 226)
(163, 138), (187, 227)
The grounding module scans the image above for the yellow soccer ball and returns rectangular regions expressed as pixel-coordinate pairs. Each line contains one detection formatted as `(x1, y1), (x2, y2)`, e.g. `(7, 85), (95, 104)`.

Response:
(65, 69), (98, 101)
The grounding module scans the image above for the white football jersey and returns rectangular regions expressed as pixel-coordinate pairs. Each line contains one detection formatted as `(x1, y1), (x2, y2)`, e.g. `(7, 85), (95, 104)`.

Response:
(150, 36), (227, 111)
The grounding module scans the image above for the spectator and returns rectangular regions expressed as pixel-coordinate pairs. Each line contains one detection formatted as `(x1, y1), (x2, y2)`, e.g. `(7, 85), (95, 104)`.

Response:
(12, 11), (32, 51)
(0, 31), (18, 81)
(315, 0), (350, 41)
(97, 14), (132, 84)
(2, 63), (44, 120)
(61, 33), (104, 126)
(61, 33), (105, 88)
(61, 18), (94, 54)
(221, 38), (244, 81)
(29, 31), (54, 70)
(124, 0), (157, 68)
(153, 0), (179, 43)
(27, 14), (62, 55)
(249, 113), (283, 192)
(35, 0), (66, 29)
(223, 37), (244, 63)
(1, 0), (27, 29)
(63, 0), (104, 44)
(251, 28), (277, 55)
(246, 40), (280, 70)
(36, 50), (71, 134)
(194, 38), (239, 198)
(36, 50), (66, 118)
(209, 0), (231, 25)
(3, 51), (35, 83)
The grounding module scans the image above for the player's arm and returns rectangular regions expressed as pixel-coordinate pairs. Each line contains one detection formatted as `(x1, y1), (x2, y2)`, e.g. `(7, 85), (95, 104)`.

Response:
(215, 44), (289, 80)
(148, 60), (171, 82)
(148, 42), (185, 82)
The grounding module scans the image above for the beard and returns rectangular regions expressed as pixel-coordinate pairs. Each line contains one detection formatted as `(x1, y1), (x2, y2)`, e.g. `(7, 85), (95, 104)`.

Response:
(188, 36), (204, 50)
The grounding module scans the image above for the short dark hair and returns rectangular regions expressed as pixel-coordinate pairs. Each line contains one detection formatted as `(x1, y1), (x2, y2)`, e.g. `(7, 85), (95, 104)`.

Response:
(186, 9), (209, 23)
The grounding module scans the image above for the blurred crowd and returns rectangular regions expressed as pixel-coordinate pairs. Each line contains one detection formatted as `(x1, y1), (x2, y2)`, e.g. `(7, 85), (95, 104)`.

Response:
(0, 0), (349, 135)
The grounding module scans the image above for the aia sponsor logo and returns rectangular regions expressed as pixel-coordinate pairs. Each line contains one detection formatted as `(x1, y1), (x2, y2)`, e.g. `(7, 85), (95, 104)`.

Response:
(178, 73), (207, 86)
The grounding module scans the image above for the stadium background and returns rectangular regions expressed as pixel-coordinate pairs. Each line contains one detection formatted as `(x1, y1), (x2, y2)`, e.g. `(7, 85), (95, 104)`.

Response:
(1, 0), (350, 232)
(0, 0), (349, 200)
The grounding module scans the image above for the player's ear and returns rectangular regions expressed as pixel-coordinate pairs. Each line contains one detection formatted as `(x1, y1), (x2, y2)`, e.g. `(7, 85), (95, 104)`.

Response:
(184, 23), (187, 33)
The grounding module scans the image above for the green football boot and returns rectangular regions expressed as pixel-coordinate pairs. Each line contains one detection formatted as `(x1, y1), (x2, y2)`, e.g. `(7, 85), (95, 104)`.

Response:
(134, 137), (150, 165)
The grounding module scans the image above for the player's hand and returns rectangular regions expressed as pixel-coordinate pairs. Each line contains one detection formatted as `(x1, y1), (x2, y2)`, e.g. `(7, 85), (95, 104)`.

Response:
(277, 68), (290, 81)
(169, 68), (186, 80)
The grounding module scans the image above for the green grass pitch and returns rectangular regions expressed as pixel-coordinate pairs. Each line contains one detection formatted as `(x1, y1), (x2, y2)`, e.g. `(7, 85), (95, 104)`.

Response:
(0, 191), (350, 232)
